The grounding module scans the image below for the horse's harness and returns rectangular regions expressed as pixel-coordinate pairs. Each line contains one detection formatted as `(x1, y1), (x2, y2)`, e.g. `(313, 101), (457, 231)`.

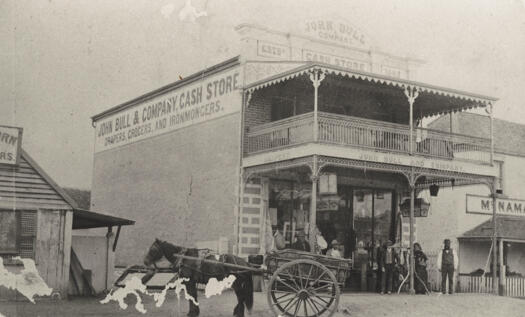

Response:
(151, 242), (252, 276)
(174, 249), (253, 276)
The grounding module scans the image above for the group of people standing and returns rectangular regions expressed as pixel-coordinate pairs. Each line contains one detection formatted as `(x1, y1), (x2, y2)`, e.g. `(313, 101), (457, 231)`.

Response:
(364, 240), (431, 295)
(367, 240), (403, 294)
(273, 227), (458, 295)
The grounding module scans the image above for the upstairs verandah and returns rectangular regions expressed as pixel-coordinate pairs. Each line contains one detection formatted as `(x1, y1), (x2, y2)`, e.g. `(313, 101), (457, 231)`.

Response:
(243, 62), (497, 168)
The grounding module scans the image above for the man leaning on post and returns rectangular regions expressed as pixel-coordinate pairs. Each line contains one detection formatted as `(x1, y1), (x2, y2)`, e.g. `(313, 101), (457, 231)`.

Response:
(437, 239), (458, 294)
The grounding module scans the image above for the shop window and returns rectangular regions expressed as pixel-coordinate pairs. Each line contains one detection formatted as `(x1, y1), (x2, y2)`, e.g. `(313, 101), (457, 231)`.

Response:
(269, 179), (310, 246)
(0, 210), (37, 259)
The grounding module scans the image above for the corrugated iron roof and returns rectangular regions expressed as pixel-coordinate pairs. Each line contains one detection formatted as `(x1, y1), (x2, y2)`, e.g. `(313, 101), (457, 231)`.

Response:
(460, 217), (525, 241)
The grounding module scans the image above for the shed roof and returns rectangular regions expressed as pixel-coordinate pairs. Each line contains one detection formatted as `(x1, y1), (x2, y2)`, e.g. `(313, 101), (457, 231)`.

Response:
(429, 112), (525, 157)
(72, 209), (135, 229)
(1, 149), (134, 229)
(459, 217), (525, 241)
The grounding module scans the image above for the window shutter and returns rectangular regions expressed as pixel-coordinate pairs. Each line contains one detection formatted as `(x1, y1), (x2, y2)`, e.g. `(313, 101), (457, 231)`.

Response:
(19, 211), (37, 259)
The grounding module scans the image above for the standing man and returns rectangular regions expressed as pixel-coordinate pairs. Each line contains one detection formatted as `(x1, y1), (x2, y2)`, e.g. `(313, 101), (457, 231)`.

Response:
(380, 240), (399, 294)
(437, 239), (458, 294)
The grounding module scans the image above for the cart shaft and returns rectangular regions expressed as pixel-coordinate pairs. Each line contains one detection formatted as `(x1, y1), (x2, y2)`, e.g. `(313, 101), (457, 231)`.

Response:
(172, 254), (265, 273)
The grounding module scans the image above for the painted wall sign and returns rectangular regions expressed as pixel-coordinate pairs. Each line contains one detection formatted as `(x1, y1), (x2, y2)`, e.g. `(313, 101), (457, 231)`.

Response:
(302, 49), (370, 72)
(303, 19), (369, 50)
(257, 41), (290, 59)
(466, 194), (525, 217)
(0, 126), (22, 166)
(381, 65), (405, 78)
(244, 62), (305, 86)
(94, 68), (242, 153)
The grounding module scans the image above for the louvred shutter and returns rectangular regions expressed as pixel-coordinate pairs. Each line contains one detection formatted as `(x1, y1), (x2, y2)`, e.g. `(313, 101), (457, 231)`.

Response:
(19, 211), (37, 259)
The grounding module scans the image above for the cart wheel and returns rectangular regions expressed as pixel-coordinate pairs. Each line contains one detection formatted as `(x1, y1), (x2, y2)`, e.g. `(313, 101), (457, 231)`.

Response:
(267, 259), (340, 317)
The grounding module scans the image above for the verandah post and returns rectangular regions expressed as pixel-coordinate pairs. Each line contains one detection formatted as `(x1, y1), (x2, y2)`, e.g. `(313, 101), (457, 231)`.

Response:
(404, 86), (419, 155)
(309, 155), (319, 249)
(499, 238), (505, 295)
(310, 70), (325, 143)
(409, 168), (416, 294)
(492, 183), (498, 294)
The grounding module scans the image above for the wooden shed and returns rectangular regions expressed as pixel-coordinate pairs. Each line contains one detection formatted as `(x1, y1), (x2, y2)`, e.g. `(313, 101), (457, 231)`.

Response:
(0, 149), (133, 300)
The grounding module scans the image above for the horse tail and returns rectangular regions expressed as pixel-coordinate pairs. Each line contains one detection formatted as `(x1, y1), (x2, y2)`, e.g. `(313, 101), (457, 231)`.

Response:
(244, 273), (254, 312)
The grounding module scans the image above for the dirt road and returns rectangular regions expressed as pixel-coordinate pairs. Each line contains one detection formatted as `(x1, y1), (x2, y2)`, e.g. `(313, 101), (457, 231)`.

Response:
(1, 291), (524, 317)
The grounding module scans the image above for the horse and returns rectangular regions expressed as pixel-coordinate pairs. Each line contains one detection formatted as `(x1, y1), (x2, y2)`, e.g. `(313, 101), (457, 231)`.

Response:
(143, 238), (254, 317)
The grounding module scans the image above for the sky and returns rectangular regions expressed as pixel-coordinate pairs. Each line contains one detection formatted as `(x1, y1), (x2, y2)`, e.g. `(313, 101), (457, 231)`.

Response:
(1, 0), (524, 189)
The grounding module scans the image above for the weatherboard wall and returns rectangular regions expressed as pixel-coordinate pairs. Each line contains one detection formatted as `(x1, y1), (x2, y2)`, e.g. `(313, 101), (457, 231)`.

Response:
(0, 155), (71, 210)
(0, 153), (73, 300)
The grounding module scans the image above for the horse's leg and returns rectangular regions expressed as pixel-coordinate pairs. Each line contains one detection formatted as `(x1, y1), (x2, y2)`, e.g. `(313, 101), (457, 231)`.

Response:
(232, 277), (244, 317)
(184, 276), (199, 317)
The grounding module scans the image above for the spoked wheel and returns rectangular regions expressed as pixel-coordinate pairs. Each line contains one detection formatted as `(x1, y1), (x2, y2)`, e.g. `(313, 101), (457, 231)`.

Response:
(267, 259), (340, 317)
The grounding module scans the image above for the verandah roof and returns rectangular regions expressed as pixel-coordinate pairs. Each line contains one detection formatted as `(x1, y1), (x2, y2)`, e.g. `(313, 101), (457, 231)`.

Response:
(245, 62), (498, 119)
(459, 217), (525, 241)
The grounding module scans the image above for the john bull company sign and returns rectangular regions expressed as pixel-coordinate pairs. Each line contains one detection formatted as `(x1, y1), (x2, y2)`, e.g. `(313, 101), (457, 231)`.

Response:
(466, 194), (525, 217)
(94, 69), (241, 153)
(303, 19), (369, 50)
(0, 126), (22, 166)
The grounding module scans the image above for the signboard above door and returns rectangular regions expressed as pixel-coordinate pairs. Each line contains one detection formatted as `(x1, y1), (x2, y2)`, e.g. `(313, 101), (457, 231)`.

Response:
(466, 194), (525, 217)
(0, 125), (23, 166)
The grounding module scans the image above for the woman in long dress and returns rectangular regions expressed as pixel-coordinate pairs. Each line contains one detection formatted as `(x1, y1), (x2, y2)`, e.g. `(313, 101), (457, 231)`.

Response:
(414, 243), (429, 294)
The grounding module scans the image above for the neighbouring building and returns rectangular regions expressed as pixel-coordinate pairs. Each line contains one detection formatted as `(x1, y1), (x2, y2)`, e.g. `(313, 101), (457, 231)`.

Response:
(0, 125), (134, 300)
(417, 113), (525, 296)
(90, 20), (499, 293)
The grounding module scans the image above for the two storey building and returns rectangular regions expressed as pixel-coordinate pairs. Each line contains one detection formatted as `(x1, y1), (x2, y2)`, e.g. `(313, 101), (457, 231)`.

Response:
(90, 21), (499, 292)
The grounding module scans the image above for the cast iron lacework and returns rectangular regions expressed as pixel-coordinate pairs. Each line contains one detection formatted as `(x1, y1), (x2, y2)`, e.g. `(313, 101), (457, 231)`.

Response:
(243, 155), (496, 192)
(316, 156), (495, 190)
(245, 63), (495, 106)
(318, 156), (412, 174)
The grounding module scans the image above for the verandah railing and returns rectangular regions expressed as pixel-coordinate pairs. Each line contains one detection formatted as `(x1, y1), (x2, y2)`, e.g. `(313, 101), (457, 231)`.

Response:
(246, 111), (491, 164)
(246, 112), (314, 153)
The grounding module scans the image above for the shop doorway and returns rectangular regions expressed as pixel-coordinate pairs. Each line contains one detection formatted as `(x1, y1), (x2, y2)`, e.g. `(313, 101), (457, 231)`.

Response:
(316, 186), (396, 258)
(352, 188), (395, 248)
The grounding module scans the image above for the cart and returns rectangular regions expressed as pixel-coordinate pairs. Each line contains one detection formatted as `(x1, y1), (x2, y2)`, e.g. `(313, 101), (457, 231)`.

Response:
(114, 250), (352, 317)
(264, 249), (352, 317)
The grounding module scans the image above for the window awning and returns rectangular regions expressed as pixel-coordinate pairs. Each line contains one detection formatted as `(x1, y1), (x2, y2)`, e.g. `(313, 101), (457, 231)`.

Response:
(72, 209), (135, 230)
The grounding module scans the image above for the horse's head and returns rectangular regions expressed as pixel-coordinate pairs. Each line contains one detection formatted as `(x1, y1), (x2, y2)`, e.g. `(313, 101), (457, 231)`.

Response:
(144, 238), (185, 268)
(144, 238), (164, 267)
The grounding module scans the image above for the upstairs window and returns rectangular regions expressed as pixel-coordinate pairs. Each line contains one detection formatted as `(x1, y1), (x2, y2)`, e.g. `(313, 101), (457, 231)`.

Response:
(495, 160), (504, 192)
(271, 96), (296, 121)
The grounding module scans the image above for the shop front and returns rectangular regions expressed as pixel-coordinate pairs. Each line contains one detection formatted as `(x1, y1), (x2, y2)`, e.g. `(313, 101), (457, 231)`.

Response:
(266, 169), (402, 258)
(239, 61), (499, 293)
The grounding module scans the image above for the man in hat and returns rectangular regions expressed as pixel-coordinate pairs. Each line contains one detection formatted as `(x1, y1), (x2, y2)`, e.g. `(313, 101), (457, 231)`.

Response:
(380, 240), (399, 294)
(326, 239), (342, 258)
(437, 239), (458, 294)
(291, 230), (311, 252)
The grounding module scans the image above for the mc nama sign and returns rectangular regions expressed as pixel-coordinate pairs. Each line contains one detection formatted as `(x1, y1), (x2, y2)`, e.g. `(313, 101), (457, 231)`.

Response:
(466, 194), (525, 217)
(0, 125), (23, 166)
